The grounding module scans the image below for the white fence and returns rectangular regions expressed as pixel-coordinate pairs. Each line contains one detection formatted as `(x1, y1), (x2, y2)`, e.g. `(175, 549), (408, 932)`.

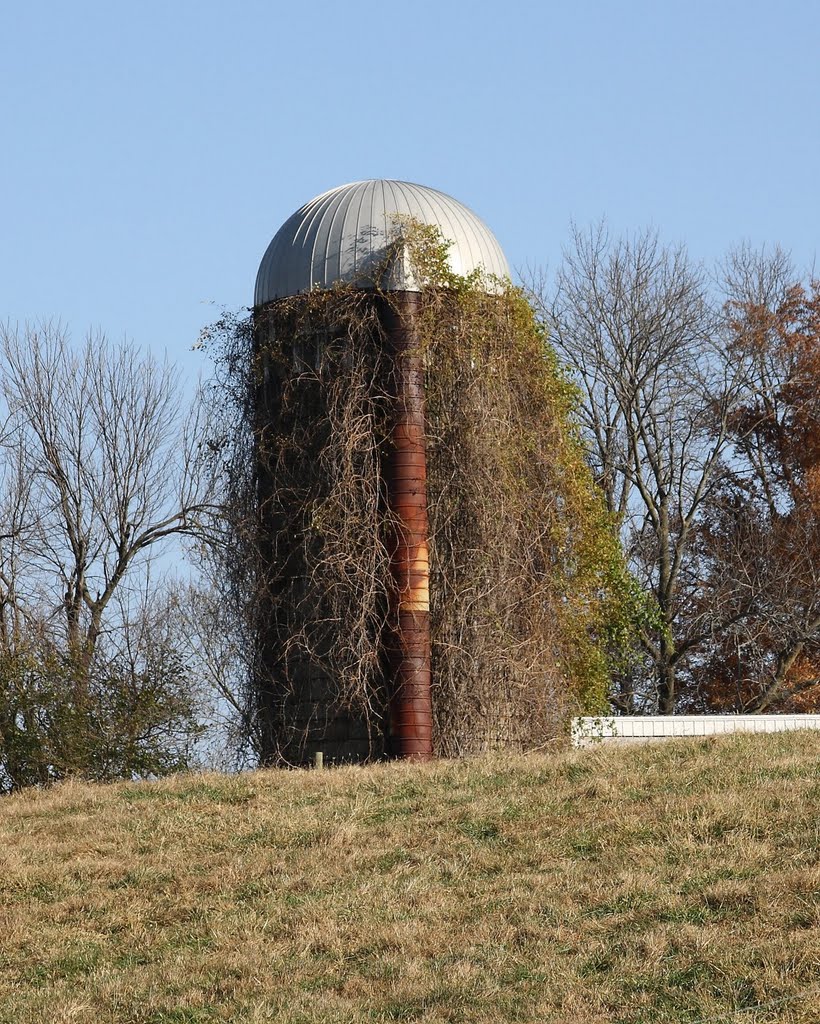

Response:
(571, 714), (820, 748)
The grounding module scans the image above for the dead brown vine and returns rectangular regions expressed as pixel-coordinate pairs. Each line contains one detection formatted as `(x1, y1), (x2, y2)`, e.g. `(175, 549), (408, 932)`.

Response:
(203, 231), (622, 764)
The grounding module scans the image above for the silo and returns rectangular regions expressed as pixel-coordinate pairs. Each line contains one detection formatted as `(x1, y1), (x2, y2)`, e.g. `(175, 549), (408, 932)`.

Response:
(253, 180), (511, 765)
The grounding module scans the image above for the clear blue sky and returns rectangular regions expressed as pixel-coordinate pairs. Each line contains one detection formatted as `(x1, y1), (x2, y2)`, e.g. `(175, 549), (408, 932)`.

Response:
(2, 0), (818, 382)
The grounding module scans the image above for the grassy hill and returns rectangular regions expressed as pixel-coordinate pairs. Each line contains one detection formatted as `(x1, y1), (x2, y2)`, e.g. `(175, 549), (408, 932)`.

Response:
(1, 733), (819, 1024)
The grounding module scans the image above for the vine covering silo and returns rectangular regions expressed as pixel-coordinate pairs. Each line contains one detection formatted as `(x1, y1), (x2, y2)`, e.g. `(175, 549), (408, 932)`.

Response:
(204, 225), (634, 763)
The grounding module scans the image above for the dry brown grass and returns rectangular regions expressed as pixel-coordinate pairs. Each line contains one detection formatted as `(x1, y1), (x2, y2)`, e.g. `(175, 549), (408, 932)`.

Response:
(1, 732), (819, 1023)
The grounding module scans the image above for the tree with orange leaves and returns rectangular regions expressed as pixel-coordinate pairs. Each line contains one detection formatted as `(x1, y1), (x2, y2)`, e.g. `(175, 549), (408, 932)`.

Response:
(692, 253), (820, 711)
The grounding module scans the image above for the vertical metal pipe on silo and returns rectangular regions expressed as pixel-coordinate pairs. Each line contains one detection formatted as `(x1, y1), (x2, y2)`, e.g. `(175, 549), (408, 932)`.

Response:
(379, 291), (433, 762)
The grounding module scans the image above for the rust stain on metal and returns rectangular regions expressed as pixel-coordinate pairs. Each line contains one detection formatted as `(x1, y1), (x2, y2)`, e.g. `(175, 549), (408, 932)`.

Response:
(380, 291), (434, 761)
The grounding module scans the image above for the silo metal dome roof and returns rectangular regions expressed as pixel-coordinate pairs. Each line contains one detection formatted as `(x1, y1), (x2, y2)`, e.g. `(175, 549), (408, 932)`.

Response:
(254, 179), (510, 304)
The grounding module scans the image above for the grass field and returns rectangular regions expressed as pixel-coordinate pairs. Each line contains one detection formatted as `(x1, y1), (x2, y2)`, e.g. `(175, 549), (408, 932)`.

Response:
(1, 732), (819, 1023)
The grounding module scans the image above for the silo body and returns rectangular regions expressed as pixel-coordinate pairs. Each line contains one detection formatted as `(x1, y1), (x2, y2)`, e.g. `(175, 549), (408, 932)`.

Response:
(253, 180), (510, 765)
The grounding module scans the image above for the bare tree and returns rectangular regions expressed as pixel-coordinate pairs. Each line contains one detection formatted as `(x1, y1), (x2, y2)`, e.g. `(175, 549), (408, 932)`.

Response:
(533, 225), (751, 712)
(0, 321), (215, 789)
(170, 577), (260, 769)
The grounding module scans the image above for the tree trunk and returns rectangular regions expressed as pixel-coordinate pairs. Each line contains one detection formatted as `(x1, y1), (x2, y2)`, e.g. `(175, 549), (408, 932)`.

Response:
(657, 631), (676, 714)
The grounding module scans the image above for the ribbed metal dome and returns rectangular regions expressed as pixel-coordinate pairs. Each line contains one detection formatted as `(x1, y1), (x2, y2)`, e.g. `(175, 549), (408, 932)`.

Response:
(254, 179), (510, 304)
